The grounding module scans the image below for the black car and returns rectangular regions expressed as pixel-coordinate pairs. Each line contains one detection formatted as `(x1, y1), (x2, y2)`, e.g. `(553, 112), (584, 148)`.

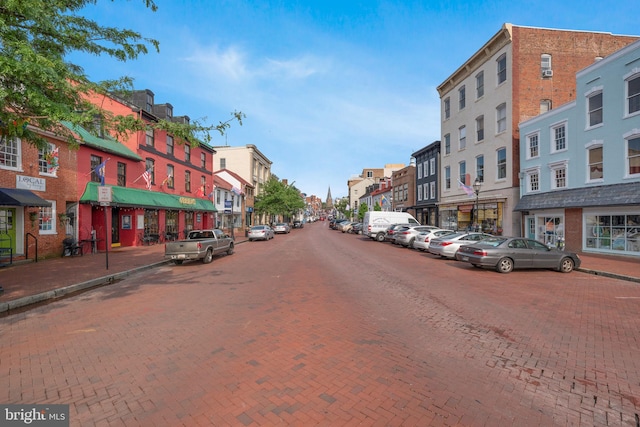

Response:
(293, 220), (304, 228)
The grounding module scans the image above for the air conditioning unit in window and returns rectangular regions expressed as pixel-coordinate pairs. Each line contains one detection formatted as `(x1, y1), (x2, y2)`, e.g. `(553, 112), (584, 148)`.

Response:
(542, 69), (554, 77)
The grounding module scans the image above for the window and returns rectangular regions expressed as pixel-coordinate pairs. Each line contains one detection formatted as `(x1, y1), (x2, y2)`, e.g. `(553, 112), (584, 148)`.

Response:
(185, 170), (191, 192)
(496, 103), (507, 133)
(626, 73), (640, 116)
(145, 92), (153, 113)
(0, 136), (21, 169)
(459, 161), (466, 185)
(430, 158), (435, 175)
(458, 126), (466, 150)
(430, 182), (435, 199)
(541, 54), (552, 73)
(497, 148), (507, 180)
(540, 99), (552, 113)
(166, 165), (174, 188)
(552, 123), (567, 152)
(423, 183), (428, 200)
(200, 153), (206, 169)
(417, 163), (422, 179)
(403, 183), (408, 201)
(476, 116), (484, 142)
(497, 54), (507, 84)
(444, 97), (450, 119)
(220, 158), (226, 169)
(38, 143), (58, 176)
(146, 158), (155, 185)
(476, 71), (484, 99)
(38, 201), (56, 234)
(476, 155), (484, 183)
(626, 135), (640, 176)
(588, 145), (603, 181)
(527, 133), (539, 159)
(117, 162), (126, 186)
(549, 161), (568, 189)
(526, 169), (540, 192)
(366, 170), (373, 178)
(444, 134), (451, 155)
(146, 129), (154, 147)
(90, 155), (103, 184)
(166, 135), (174, 155)
(185, 144), (191, 163)
(587, 91), (603, 127)
(459, 85), (466, 110)
(444, 166), (451, 190)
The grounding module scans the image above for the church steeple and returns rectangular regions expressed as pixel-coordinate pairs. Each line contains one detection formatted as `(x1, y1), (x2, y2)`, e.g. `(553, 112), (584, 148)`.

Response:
(326, 186), (333, 209)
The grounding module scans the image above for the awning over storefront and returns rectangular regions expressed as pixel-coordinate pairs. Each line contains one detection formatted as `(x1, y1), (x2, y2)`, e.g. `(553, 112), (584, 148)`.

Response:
(0, 188), (52, 207)
(514, 182), (640, 211)
(80, 182), (216, 212)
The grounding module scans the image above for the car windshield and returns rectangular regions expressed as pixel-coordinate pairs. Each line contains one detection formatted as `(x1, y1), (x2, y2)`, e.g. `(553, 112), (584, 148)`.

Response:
(440, 232), (465, 240)
(476, 237), (507, 247)
(252, 226), (265, 230)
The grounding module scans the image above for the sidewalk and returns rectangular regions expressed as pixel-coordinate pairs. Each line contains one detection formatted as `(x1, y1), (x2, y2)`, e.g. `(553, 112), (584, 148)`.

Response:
(1, 239), (638, 314)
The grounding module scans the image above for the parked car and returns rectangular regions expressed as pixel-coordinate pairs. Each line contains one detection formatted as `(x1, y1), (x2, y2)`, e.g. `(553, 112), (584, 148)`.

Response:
(350, 223), (363, 234)
(273, 223), (291, 234)
(330, 219), (349, 230)
(428, 232), (494, 258)
(248, 225), (275, 241)
(339, 221), (357, 233)
(363, 211), (420, 242)
(413, 229), (456, 251)
(455, 236), (581, 273)
(164, 229), (234, 265)
(384, 223), (412, 244)
(394, 225), (442, 248)
(293, 220), (304, 228)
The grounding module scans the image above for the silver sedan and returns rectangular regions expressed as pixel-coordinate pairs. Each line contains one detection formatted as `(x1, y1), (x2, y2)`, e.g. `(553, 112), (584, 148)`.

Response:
(428, 232), (493, 258)
(248, 225), (275, 241)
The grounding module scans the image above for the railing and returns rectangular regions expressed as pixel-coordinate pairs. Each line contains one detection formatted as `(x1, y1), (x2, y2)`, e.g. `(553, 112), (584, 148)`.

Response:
(25, 232), (38, 262)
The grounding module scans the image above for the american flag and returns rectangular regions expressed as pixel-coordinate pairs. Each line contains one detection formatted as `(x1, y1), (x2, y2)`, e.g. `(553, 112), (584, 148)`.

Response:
(142, 169), (152, 190)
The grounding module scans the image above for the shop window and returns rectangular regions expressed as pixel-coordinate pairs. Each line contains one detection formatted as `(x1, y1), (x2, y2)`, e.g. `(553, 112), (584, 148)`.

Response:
(38, 143), (58, 176)
(587, 89), (603, 128)
(38, 201), (56, 235)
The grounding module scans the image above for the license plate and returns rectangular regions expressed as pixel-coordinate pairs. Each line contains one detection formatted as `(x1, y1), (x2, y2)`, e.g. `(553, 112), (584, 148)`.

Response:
(461, 256), (469, 262)
(172, 254), (186, 259)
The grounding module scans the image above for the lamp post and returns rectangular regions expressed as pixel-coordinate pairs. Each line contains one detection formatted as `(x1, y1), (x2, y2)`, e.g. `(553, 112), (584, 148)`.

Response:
(472, 178), (482, 232)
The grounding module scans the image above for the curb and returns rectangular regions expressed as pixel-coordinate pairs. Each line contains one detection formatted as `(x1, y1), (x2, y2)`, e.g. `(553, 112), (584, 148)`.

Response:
(576, 268), (640, 284)
(0, 260), (171, 314)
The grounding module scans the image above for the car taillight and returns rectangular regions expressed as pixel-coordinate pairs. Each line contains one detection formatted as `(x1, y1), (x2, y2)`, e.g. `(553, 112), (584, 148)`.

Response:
(473, 249), (487, 256)
(441, 242), (453, 246)
(400, 231), (410, 235)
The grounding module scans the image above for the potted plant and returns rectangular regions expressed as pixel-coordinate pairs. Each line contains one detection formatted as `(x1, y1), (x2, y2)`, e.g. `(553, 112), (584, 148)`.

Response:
(29, 211), (38, 227)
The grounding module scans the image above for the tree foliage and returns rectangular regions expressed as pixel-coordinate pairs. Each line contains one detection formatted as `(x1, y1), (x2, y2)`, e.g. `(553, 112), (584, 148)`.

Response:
(254, 177), (305, 220)
(357, 203), (368, 221)
(0, 0), (242, 149)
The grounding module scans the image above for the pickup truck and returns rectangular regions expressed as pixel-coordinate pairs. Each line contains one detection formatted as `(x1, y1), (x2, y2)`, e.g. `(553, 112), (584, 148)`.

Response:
(164, 229), (234, 264)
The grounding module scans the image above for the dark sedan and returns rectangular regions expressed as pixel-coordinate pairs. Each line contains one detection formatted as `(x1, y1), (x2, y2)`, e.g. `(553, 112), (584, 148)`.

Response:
(455, 236), (581, 273)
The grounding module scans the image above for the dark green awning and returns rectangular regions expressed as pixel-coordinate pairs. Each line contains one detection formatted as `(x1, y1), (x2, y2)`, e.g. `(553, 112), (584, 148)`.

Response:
(80, 182), (216, 212)
(0, 188), (52, 207)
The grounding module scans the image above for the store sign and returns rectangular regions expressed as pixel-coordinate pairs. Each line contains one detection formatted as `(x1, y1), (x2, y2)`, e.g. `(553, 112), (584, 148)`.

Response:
(179, 197), (196, 205)
(16, 175), (46, 191)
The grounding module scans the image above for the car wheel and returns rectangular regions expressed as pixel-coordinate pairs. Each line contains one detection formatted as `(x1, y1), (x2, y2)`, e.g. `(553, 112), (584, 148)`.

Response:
(559, 257), (575, 273)
(376, 233), (385, 242)
(202, 249), (213, 264)
(496, 257), (513, 273)
(174, 260), (184, 265)
(408, 238), (415, 249)
(227, 243), (234, 255)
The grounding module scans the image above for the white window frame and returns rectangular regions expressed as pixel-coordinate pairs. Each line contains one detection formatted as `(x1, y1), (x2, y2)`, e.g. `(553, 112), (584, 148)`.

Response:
(417, 184), (422, 201)
(549, 160), (568, 190)
(496, 103), (507, 134)
(476, 115), (484, 143)
(38, 200), (57, 235)
(0, 136), (22, 171)
(444, 134), (451, 155)
(476, 155), (484, 183)
(459, 126), (466, 150)
(459, 85), (466, 110)
(444, 97), (450, 120)
(497, 53), (507, 85)
(551, 121), (568, 153)
(423, 161), (428, 178)
(444, 166), (451, 190)
(585, 87), (604, 129)
(430, 181), (436, 199)
(624, 69), (640, 118)
(526, 131), (540, 159)
(525, 167), (540, 193)
(623, 129), (640, 178)
(38, 142), (58, 177)
(496, 148), (507, 181)
(541, 54), (552, 73)
(417, 163), (422, 179)
(423, 183), (428, 200)
(585, 141), (604, 183)
(476, 71), (484, 99)
(430, 158), (435, 175)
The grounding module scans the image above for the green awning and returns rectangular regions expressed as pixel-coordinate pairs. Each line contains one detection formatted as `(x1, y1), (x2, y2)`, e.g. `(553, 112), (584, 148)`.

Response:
(80, 182), (216, 212)
(61, 121), (143, 161)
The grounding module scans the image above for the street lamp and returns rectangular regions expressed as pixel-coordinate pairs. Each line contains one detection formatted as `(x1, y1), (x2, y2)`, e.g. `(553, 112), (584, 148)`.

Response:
(472, 178), (482, 232)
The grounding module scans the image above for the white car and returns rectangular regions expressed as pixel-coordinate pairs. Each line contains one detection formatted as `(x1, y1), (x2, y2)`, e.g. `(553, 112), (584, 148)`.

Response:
(413, 229), (455, 251)
(428, 232), (493, 258)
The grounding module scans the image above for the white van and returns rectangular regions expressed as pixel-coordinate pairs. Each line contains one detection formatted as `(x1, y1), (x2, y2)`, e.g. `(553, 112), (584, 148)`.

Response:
(363, 211), (420, 242)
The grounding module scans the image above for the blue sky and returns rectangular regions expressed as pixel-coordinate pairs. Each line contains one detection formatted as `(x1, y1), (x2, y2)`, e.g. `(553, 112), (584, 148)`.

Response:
(71, 0), (639, 200)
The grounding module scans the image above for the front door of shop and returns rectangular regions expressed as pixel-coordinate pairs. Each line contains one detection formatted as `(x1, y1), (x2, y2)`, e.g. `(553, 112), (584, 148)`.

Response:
(0, 208), (16, 252)
(111, 207), (120, 245)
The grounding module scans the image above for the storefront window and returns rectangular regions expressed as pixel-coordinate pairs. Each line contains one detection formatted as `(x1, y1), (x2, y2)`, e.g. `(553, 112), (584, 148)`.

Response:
(184, 211), (194, 237)
(165, 210), (178, 239)
(585, 214), (640, 254)
(144, 209), (158, 236)
(536, 216), (564, 247)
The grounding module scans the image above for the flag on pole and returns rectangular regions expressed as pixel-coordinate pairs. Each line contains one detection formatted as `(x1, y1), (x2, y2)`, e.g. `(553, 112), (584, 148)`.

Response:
(231, 186), (243, 196)
(142, 169), (152, 190)
(94, 160), (107, 186)
(161, 175), (172, 186)
(457, 180), (475, 197)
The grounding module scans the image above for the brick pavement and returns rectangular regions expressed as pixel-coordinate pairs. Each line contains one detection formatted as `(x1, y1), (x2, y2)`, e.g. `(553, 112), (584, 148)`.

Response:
(0, 230), (638, 315)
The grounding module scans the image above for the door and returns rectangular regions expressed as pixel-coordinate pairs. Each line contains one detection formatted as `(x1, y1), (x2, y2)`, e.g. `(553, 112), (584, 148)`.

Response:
(526, 217), (536, 240)
(0, 208), (16, 250)
(111, 208), (120, 245)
